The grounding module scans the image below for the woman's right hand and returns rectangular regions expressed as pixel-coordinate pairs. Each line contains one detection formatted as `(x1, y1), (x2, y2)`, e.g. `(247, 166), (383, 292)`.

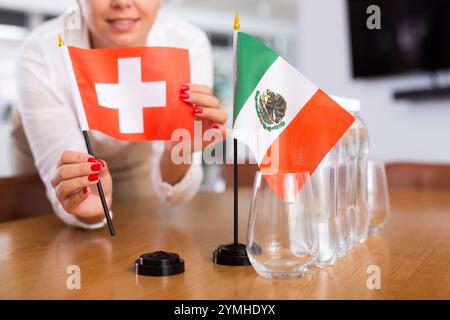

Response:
(51, 151), (113, 224)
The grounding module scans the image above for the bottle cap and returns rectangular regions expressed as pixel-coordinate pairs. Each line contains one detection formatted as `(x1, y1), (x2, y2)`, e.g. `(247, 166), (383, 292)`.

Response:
(331, 95), (360, 112)
(135, 251), (185, 276)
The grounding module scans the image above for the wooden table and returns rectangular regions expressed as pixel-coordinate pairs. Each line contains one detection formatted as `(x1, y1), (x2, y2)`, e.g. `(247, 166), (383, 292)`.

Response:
(1, 188), (450, 299)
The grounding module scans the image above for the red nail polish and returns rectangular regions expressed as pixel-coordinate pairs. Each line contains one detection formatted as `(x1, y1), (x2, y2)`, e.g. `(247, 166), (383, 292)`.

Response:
(88, 157), (97, 163)
(88, 174), (99, 182)
(193, 107), (203, 114)
(98, 160), (105, 168)
(211, 123), (220, 129)
(83, 187), (88, 194)
(180, 85), (189, 92)
(180, 92), (190, 100)
(91, 163), (101, 171)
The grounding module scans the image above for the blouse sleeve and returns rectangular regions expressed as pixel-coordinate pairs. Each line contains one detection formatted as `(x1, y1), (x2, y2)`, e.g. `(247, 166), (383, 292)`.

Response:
(151, 142), (203, 205)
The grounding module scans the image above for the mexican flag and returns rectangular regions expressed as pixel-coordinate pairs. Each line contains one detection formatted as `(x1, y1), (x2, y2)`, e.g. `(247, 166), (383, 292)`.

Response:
(232, 32), (355, 198)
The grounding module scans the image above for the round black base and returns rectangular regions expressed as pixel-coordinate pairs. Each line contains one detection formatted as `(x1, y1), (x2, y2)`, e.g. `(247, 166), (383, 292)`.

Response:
(213, 243), (251, 266)
(135, 251), (184, 277)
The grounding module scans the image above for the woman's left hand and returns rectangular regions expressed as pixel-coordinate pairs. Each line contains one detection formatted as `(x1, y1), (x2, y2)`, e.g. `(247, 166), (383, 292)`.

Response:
(178, 83), (228, 152)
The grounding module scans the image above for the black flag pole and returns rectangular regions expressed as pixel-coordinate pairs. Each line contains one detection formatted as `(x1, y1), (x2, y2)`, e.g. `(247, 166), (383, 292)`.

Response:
(233, 138), (239, 245)
(212, 12), (251, 266)
(82, 130), (115, 236)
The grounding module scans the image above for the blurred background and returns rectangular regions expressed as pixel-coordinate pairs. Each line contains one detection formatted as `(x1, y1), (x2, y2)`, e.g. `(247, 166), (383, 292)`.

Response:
(0, 0), (449, 188)
(0, 0), (296, 179)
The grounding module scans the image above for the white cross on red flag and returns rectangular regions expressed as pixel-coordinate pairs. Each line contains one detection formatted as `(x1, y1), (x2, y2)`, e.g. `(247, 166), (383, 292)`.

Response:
(65, 46), (193, 141)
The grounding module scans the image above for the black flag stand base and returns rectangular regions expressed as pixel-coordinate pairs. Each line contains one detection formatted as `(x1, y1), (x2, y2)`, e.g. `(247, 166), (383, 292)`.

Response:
(213, 243), (250, 266)
(135, 251), (185, 277)
(212, 139), (251, 266)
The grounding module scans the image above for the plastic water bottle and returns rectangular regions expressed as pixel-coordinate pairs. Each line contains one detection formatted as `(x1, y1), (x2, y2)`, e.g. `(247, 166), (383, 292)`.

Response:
(332, 96), (369, 247)
(311, 95), (370, 264)
(354, 109), (370, 243)
(310, 131), (342, 266)
(335, 133), (351, 257)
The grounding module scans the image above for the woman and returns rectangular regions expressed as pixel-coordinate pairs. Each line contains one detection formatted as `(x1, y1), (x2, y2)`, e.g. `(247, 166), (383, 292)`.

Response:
(12, 0), (227, 229)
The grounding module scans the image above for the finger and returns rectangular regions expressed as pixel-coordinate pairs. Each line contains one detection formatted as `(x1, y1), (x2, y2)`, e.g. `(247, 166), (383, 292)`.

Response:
(63, 187), (90, 212)
(182, 92), (220, 109)
(200, 124), (227, 151)
(208, 124), (228, 141)
(183, 84), (212, 95)
(96, 159), (110, 178)
(55, 175), (100, 203)
(51, 162), (102, 188)
(58, 150), (95, 167)
(193, 107), (227, 124)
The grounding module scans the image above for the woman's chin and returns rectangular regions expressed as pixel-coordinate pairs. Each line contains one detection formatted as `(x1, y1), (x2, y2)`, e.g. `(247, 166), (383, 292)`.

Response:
(107, 34), (146, 48)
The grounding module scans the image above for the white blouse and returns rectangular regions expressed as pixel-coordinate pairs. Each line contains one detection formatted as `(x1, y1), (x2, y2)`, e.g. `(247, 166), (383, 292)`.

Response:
(15, 12), (213, 229)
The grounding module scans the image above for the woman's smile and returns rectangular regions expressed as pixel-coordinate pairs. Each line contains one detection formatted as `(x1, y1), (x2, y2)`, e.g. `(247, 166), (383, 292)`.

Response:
(105, 16), (141, 32)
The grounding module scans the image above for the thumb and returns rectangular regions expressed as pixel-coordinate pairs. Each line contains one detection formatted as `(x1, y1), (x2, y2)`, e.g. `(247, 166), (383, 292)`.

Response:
(63, 187), (90, 212)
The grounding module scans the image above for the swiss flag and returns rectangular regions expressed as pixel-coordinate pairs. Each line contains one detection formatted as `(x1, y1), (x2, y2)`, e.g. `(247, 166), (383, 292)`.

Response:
(66, 46), (193, 141)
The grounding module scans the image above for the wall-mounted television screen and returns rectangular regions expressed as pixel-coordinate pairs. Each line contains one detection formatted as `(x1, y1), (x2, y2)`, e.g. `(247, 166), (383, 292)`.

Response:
(348, 0), (450, 78)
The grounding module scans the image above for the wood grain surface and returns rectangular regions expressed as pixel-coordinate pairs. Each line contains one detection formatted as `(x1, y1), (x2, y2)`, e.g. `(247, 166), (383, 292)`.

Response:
(0, 188), (449, 299)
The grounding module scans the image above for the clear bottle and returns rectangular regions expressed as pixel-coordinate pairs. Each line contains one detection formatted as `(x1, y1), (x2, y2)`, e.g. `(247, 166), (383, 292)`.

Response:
(355, 114), (370, 243)
(335, 133), (351, 256)
(332, 96), (369, 250)
(310, 144), (340, 267)
(346, 116), (360, 248)
(332, 96), (370, 246)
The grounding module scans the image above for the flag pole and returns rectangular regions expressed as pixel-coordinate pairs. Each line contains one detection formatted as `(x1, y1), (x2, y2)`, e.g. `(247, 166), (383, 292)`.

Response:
(232, 12), (240, 246)
(58, 35), (115, 236)
(212, 12), (250, 266)
(82, 130), (115, 236)
(233, 139), (238, 245)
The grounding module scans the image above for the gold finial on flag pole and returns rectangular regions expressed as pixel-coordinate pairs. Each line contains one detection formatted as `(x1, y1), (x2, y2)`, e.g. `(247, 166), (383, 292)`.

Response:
(58, 34), (65, 47)
(233, 12), (240, 31)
